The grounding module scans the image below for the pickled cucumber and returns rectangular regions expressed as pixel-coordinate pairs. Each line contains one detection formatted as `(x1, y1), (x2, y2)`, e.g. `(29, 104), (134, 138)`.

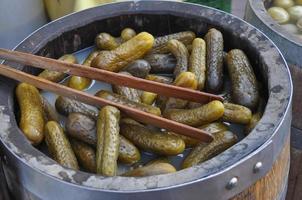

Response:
(66, 113), (140, 164)
(167, 39), (189, 77)
(16, 83), (44, 145)
(92, 32), (154, 72)
(44, 121), (79, 169)
(189, 38), (206, 90)
(70, 138), (96, 173)
(121, 28), (137, 41)
(144, 53), (176, 74)
(120, 123), (185, 156)
(164, 100), (224, 127)
(95, 90), (161, 116)
(150, 31), (196, 54)
(146, 74), (173, 84)
(122, 162), (176, 177)
(95, 33), (121, 50)
(55, 96), (99, 120)
(223, 103), (252, 124)
(168, 122), (228, 147)
(41, 96), (59, 122)
(162, 72), (198, 111)
(182, 130), (237, 168)
(205, 28), (224, 93)
(38, 54), (77, 82)
(112, 72), (141, 102)
(96, 106), (120, 176)
(226, 49), (259, 109)
(122, 60), (151, 78)
(68, 50), (100, 90)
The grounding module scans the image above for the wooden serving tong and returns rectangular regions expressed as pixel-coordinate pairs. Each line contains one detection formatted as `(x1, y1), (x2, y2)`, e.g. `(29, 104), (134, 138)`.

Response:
(0, 48), (223, 142)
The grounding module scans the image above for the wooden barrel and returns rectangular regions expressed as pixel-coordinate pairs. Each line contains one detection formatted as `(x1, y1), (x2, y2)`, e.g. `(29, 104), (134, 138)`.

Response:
(0, 2), (292, 199)
(245, 1), (301, 199)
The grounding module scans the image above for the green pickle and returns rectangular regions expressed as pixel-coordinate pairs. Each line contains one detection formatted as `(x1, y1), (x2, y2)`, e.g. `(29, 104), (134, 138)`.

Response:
(96, 106), (120, 176)
(55, 96), (99, 120)
(95, 90), (161, 116)
(205, 28), (224, 93)
(227, 49), (259, 109)
(169, 122), (228, 147)
(38, 54), (77, 82)
(121, 28), (137, 41)
(122, 59), (151, 78)
(92, 32), (154, 72)
(66, 113), (141, 164)
(182, 130), (237, 169)
(122, 162), (176, 177)
(95, 33), (122, 50)
(44, 121), (79, 170)
(120, 123), (185, 156)
(112, 72), (142, 102)
(164, 100), (225, 127)
(167, 39), (189, 77)
(68, 50), (100, 90)
(16, 83), (44, 145)
(150, 31), (196, 54)
(189, 38), (206, 90)
(162, 72), (198, 111)
(41, 95), (59, 122)
(70, 138), (96, 173)
(144, 53), (176, 74)
(146, 74), (173, 84)
(223, 103), (252, 124)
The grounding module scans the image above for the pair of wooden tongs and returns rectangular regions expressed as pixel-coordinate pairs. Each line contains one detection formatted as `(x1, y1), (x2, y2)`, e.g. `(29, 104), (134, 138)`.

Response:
(0, 48), (223, 142)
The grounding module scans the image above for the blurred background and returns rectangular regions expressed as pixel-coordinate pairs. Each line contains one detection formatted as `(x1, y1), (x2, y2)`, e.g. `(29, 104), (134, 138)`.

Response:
(0, 0), (245, 49)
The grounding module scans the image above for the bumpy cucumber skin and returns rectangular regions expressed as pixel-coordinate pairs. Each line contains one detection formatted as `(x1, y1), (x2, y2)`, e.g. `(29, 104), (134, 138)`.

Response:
(205, 28), (224, 93)
(121, 28), (137, 42)
(122, 60), (151, 78)
(41, 95), (59, 122)
(96, 106), (120, 176)
(189, 38), (206, 90)
(145, 53), (176, 74)
(113, 72), (142, 102)
(223, 103), (252, 124)
(70, 138), (96, 173)
(182, 130), (237, 169)
(66, 113), (97, 145)
(95, 90), (161, 116)
(122, 162), (176, 177)
(92, 32), (154, 72)
(95, 33), (121, 50)
(66, 113), (140, 164)
(167, 39), (189, 77)
(163, 72), (198, 111)
(38, 54), (78, 82)
(227, 49), (259, 110)
(120, 123), (185, 156)
(150, 31), (196, 54)
(146, 74), (173, 84)
(44, 121), (79, 170)
(164, 100), (225, 127)
(16, 83), (44, 145)
(55, 96), (99, 120)
(169, 122), (228, 147)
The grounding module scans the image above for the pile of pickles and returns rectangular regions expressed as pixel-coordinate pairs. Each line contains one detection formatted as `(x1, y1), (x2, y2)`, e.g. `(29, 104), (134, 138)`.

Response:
(267, 0), (302, 39)
(16, 27), (264, 177)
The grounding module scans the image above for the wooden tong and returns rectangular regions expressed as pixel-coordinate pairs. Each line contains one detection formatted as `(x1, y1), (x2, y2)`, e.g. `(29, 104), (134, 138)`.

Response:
(0, 48), (223, 142)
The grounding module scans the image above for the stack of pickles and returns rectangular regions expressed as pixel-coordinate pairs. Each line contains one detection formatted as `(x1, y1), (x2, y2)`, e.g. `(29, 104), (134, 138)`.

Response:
(16, 27), (263, 177)
(267, 0), (302, 39)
